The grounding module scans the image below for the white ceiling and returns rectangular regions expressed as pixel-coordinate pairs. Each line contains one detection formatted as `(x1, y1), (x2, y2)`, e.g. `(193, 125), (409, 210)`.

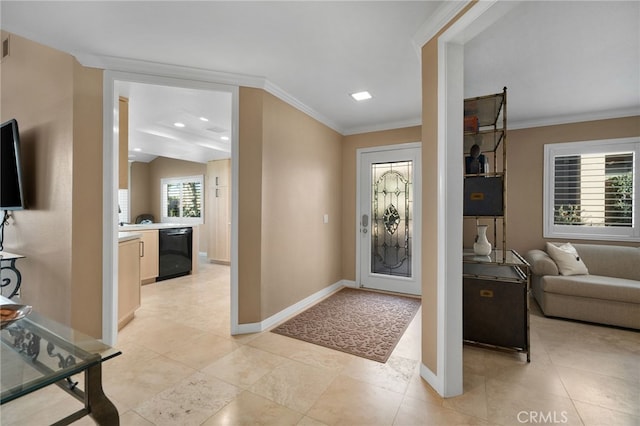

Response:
(2, 1), (638, 164)
(118, 82), (233, 163)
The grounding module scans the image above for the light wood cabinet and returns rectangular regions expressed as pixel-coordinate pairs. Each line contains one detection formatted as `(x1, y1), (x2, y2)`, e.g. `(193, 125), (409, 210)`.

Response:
(139, 229), (159, 283)
(207, 159), (231, 263)
(118, 238), (141, 330)
(118, 97), (129, 190)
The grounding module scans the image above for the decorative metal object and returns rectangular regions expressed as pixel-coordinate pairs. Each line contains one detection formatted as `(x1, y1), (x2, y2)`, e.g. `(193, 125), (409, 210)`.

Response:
(383, 204), (400, 235)
(0, 257), (23, 298)
(8, 325), (41, 361)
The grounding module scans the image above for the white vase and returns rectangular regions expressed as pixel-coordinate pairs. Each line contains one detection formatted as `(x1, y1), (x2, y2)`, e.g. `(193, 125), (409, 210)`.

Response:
(473, 225), (492, 256)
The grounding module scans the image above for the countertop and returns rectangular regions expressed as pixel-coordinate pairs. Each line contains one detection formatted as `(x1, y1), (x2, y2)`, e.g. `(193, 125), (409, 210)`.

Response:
(119, 223), (196, 232)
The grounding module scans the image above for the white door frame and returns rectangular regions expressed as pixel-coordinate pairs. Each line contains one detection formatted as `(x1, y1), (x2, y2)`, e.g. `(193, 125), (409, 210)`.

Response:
(101, 70), (239, 345)
(355, 142), (422, 295)
(423, 0), (519, 398)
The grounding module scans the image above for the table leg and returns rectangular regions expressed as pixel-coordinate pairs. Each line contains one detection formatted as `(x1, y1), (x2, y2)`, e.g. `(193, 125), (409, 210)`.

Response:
(85, 363), (119, 425)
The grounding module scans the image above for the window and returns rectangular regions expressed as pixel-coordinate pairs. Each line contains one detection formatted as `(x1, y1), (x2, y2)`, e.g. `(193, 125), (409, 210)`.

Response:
(544, 137), (639, 242)
(160, 175), (204, 224)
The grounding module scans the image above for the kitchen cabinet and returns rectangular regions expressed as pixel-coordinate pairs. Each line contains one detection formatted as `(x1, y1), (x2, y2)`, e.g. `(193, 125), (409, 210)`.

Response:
(139, 229), (159, 283)
(118, 97), (129, 190)
(118, 237), (141, 330)
(207, 159), (231, 263)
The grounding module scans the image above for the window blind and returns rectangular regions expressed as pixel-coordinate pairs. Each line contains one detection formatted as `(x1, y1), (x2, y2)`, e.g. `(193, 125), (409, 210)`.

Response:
(553, 153), (633, 227)
(161, 175), (204, 222)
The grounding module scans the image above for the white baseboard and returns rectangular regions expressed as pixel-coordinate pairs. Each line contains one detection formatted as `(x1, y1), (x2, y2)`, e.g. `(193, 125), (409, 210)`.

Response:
(234, 280), (351, 334)
(342, 279), (357, 288)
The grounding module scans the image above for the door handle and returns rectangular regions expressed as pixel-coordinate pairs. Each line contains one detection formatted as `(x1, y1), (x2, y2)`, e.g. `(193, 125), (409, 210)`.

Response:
(140, 241), (145, 258)
(362, 214), (368, 233)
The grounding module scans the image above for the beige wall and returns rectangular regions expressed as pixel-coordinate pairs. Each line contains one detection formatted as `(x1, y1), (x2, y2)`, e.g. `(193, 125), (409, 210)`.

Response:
(237, 87), (343, 323)
(145, 156), (208, 253)
(502, 116), (640, 254)
(238, 87), (264, 323)
(341, 126), (422, 281)
(70, 61), (104, 336)
(421, 36), (440, 375)
(261, 91), (343, 318)
(0, 32), (103, 337)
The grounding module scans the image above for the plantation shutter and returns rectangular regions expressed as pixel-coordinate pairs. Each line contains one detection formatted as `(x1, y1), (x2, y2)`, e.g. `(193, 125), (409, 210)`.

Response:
(166, 182), (182, 217)
(161, 175), (204, 222)
(181, 181), (202, 218)
(553, 152), (633, 227)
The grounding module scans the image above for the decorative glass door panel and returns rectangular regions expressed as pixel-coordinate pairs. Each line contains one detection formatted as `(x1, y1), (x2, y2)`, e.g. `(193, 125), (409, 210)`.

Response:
(358, 145), (421, 295)
(371, 161), (413, 277)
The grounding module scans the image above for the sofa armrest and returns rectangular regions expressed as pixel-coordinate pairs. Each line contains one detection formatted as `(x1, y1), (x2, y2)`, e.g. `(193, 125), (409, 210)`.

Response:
(525, 249), (559, 276)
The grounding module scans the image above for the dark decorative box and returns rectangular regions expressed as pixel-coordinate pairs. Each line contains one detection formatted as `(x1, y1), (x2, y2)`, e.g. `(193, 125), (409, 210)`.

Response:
(464, 176), (503, 216)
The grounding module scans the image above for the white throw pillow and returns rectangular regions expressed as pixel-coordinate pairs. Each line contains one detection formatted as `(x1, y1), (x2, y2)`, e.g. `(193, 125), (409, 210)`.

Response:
(546, 242), (589, 276)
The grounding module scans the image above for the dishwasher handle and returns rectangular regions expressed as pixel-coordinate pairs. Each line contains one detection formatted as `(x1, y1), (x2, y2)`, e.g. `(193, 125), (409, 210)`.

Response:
(162, 228), (192, 237)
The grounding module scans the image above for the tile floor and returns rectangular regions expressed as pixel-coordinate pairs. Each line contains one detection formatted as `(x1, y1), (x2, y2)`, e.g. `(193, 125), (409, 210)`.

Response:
(2, 258), (638, 425)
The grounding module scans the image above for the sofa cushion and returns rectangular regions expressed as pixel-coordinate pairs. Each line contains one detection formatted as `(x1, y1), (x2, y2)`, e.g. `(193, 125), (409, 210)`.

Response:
(546, 242), (589, 276)
(541, 274), (640, 304)
(572, 244), (640, 281)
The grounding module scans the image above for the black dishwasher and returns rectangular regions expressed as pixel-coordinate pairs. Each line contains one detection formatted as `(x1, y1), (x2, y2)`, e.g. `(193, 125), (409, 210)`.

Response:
(158, 227), (193, 280)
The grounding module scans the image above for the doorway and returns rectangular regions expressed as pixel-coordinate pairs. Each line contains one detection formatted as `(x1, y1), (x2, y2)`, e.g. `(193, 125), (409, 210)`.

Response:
(357, 143), (422, 296)
(102, 70), (239, 345)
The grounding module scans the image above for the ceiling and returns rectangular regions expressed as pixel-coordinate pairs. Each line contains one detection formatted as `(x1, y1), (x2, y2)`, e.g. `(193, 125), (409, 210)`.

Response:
(2, 1), (638, 164)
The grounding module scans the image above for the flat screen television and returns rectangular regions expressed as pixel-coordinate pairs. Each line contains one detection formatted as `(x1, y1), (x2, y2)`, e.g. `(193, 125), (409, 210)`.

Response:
(0, 119), (26, 210)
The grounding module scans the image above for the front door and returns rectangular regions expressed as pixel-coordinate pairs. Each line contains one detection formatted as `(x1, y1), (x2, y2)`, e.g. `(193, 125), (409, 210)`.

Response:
(358, 144), (421, 295)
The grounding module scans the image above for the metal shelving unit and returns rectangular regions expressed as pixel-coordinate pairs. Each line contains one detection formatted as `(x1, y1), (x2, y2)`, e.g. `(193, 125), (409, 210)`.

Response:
(463, 87), (507, 261)
(462, 88), (531, 361)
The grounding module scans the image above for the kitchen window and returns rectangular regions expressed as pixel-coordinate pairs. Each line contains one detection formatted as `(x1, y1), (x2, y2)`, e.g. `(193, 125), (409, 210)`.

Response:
(543, 137), (638, 242)
(160, 175), (204, 224)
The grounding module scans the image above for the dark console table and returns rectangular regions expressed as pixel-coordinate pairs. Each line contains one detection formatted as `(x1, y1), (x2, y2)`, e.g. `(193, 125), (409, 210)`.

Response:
(462, 249), (531, 362)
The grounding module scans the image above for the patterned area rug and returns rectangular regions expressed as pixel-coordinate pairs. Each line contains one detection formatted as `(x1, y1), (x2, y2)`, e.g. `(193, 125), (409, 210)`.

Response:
(271, 287), (421, 363)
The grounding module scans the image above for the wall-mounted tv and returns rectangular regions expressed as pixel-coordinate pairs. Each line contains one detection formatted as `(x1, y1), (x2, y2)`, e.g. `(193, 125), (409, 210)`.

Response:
(1, 119), (26, 210)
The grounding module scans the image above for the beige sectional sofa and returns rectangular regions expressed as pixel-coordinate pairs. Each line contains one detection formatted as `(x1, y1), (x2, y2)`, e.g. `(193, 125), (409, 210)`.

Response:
(525, 243), (640, 330)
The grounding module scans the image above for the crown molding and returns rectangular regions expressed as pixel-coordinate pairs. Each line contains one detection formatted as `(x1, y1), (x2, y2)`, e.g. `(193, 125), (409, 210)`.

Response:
(75, 53), (345, 135)
(411, 0), (471, 56)
(76, 53), (266, 89)
(343, 117), (422, 136)
(262, 79), (344, 134)
(510, 107), (640, 130)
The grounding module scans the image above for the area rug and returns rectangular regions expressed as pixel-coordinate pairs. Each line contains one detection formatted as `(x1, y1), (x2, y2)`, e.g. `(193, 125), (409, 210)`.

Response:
(271, 287), (421, 363)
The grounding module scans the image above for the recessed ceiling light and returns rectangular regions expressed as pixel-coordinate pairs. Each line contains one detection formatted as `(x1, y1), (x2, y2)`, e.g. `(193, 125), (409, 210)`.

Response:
(221, 136), (229, 141)
(350, 91), (372, 101)
(174, 122), (185, 128)
(199, 117), (209, 122)
(133, 148), (142, 152)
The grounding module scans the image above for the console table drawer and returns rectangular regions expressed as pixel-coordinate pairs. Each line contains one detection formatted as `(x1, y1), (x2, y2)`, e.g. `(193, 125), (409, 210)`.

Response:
(463, 277), (527, 350)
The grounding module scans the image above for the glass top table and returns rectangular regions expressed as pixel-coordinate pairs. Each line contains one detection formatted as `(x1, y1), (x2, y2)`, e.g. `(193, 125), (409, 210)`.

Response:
(1, 296), (121, 425)
(462, 249), (530, 282)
